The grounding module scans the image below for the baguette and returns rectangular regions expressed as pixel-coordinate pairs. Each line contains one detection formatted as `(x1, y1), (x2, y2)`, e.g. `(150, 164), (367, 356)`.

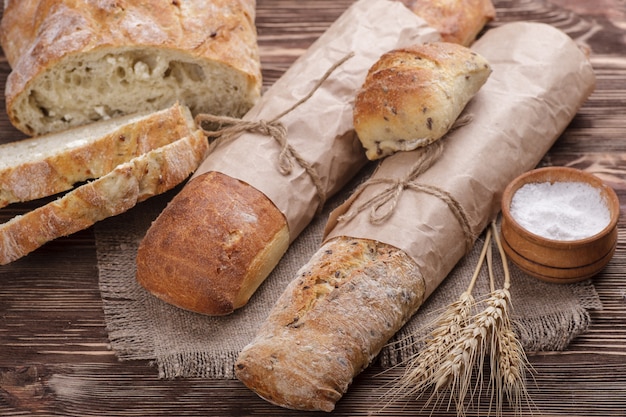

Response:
(236, 236), (423, 412)
(353, 42), (491, 160)
(0, 102), (196, 209)
(134, 0), (495, 316)
(136, 171), (290, 316)
(0, 0), (261, 136)
(0, 130), (208, 265)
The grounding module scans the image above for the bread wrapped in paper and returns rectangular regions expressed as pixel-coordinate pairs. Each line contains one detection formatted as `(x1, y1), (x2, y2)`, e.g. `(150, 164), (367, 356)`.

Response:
(235, 21), (596, 412)
(400, 0), (495, 46)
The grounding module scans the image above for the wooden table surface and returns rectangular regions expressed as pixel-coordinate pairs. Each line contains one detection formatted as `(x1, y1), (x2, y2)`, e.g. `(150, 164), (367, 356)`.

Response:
(1, 1), (626, 416)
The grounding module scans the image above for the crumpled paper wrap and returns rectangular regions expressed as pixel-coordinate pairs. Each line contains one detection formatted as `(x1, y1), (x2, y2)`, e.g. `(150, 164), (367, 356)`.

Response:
(232, 21), (597, 412)
(193, 0), (440, 240)
(325, 20), (597, 299)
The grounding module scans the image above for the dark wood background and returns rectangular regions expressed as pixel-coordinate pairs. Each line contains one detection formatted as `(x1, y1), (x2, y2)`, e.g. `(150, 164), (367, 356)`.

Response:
(1, 0), (626, 415)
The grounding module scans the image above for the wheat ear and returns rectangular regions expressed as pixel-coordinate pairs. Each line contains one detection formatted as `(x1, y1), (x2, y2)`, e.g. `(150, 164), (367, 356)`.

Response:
(432, 286), (508, 413)
(389, 220), (532, 417)
(393, 229), (492, 411)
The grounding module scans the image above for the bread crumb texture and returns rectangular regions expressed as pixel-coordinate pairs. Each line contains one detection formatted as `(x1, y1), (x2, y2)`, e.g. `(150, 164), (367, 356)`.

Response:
(0, 103), (195, 207)
(0, 0), (261, 136)
(0, 130), (208, 265)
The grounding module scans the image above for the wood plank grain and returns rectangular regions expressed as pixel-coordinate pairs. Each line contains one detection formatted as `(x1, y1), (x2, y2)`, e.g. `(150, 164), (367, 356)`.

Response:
(1, 0), (626, 416)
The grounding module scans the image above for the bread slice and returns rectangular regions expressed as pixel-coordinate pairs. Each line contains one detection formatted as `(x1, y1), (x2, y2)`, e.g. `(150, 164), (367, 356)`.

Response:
(0, 0), (261, 136)
(0, 130), (209, 265)
(0, 102), (197, 209)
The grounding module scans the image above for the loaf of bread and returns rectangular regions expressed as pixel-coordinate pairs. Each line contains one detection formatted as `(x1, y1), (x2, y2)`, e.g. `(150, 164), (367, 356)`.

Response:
(400, 0), (496, 46)
(353, 42), (491, 160)
(0, 102), (196, 208)
(135, 0), (495, 316)
(0, 0), (261, 136)
(0, 130), (208, 265)
(136, 170), (290, 315)
(236, 236), (424, 412)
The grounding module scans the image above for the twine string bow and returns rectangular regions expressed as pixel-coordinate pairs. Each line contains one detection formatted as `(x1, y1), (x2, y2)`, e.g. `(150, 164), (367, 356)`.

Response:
(195, 52), (355, 212)
(338, 140), (475, 253)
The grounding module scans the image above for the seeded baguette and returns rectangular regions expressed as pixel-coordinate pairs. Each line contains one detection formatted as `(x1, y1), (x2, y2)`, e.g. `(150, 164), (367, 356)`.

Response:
(0, 0), (261, 136)
(235, 236), (425, 412)
(0, 103), (196, 209)
(0, 130), (208, 265)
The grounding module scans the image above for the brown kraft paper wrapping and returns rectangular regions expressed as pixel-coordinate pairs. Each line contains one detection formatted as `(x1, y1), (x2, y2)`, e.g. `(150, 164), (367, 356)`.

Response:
(192, 0), (440, 240)
(325, 21), (597, 298)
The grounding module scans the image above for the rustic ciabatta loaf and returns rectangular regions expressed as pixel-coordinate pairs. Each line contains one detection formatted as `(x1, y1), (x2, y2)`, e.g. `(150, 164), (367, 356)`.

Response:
(0, 130), (208, 265)
(0, 103), (196, 208)
(353, 42), (491, 160)
(235, 236), (425, 412)
(136, 171), (290, 315)
(401, 0), (496, 46)
(0, 0), (261, 136)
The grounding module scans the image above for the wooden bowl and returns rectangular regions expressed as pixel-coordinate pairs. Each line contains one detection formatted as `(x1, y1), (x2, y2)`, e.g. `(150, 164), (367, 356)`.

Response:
(500, 167), (620, 283)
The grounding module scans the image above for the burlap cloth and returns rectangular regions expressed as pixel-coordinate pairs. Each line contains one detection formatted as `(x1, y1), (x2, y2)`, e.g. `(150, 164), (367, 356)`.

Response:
(95, 162), (602, 379)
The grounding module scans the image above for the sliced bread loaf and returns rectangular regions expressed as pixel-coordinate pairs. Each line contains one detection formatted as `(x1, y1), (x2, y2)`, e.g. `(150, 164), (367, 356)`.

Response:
(0, 130), (209, 265)
(0, 102), (196, 209)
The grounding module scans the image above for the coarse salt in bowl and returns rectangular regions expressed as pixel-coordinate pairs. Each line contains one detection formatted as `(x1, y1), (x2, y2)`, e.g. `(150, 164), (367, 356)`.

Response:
(500, 166), (620, 283)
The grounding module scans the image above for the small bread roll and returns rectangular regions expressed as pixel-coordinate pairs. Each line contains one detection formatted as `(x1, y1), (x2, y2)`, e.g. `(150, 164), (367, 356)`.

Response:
(353, 42), (491, 160)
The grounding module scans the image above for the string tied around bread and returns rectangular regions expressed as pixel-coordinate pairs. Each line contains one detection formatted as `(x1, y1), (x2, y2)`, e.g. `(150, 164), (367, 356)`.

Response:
(337, 139), (475, 253)
(195, 52), (355, 212)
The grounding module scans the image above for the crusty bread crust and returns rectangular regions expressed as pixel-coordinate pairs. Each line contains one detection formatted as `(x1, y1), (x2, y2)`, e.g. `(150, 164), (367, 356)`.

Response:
(235, 236), (425, 412)
(136, 171), (290, 316)
(402, 0), (496, 46)
(0, 130), (208, 265)
(353, 42), (491, 160)
(0, 103), (195, 208)
(0, 0), (261, 136)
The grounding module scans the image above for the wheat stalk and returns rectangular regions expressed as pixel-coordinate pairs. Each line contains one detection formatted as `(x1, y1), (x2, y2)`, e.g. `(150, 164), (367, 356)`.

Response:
(391, 220), (531, 417)
(492, 322), (531, 415)
(400, 291), (475, 397)
(432, 286), (508, 414)
(393, 229), (492, 409)
(487, 221), (532, 416)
